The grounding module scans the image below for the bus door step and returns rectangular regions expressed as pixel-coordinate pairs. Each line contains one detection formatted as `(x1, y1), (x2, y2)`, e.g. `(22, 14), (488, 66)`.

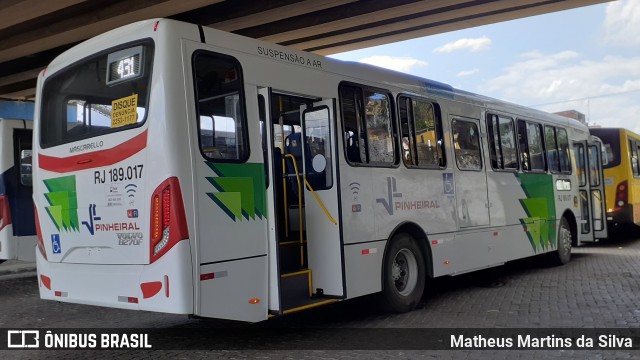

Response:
(278, 238), (307, 273)
(279, 270), (338, 313)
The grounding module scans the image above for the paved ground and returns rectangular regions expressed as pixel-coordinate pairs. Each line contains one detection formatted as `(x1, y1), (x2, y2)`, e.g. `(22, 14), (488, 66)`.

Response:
(0, 260), (36, 276)
(1, 234), (640, 359)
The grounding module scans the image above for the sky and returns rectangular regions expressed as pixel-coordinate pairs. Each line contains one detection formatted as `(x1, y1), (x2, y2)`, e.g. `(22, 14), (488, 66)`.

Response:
(330, 0), (640, 133)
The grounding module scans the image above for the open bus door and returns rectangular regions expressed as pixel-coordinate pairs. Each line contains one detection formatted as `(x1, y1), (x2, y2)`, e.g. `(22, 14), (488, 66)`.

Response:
(187, 44), (269, 322)
(260, 88), (344, 315)
(300, 100), (344, 298)
(576, 136), (608, 243)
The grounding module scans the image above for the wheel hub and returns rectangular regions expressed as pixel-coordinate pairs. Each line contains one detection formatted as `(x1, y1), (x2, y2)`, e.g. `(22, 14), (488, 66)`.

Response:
(560, 225), (572, 252)
(392, 249), (418, 296)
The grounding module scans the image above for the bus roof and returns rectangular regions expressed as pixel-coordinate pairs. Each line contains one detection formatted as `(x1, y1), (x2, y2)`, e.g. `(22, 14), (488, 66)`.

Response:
(44, 18), (588, 133)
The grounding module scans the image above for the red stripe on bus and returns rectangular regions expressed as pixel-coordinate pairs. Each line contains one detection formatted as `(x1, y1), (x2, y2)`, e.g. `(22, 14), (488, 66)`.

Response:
(38, 130), (148, 173)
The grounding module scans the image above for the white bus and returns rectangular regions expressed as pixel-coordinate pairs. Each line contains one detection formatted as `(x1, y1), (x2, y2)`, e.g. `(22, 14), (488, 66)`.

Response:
(0, 118), (36, 264)
(33, 19), (603, 322)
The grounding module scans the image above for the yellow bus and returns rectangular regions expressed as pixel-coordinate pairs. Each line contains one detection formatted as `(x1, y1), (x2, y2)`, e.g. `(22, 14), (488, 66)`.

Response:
(589, 127), (640, 230)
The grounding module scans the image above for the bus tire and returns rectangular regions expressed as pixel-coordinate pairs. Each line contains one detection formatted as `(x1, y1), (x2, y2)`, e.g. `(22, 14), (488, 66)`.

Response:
(550, 217), (572, 266)
(381, 233), (425, 313)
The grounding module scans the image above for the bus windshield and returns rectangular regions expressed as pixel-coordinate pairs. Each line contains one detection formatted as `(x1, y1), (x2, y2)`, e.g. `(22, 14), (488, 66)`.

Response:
(40, 41), (154, 148)
(589, 128), (621, 169)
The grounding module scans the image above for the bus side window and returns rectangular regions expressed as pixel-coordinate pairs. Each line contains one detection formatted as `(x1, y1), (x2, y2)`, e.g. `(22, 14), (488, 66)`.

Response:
(526, 122), (545, 171)
(517, 120), (545, 172)
(588, 145), (601, 186)
(193, 51), (248, 162)
(517, 120), (530, 171)
(545, 126), (559, 173)
(339, 83), (396, 166)
(399, 95), (444, 168)
(452, 119), (481, 170)
(631, 139), (640, 177)
(364, 90), (394, 164)
(340, 85), (363, 164)
(574, 143), (587, 187)
(399, 97), (414, 165)
(487, 114), (517, 171)
(556, 128), (571, 173)
(258, 94), (269, 188)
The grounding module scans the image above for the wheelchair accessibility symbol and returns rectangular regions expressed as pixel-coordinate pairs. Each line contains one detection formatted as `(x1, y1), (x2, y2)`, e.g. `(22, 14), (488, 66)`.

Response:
(443, 173), (455, 195)
(51, 234), (61, 254)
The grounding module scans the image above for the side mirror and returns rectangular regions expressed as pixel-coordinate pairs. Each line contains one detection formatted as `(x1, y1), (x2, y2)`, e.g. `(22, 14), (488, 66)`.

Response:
(20, 150), (32, 186)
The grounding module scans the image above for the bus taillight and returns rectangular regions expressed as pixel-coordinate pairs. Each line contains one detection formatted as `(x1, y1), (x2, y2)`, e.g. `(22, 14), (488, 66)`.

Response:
(150, 177), (189, 263)
(34, 205), (47, 260)
(0, 194), (11, 231)
(615, 180), (628, 209)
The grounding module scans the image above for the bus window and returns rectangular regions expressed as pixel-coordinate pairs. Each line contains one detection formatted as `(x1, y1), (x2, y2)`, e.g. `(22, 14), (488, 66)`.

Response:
(526, 122), (545, 171)
(545, 126), (559, 173)
(303, 106), (333, 190)
(580, 190), (590, 234)
(487, 114), (517, 171)
(193, 51), (248, 162)
(630, 140), (639, 177)
(589, 145), (601, 186)
(517, 120), (530, 171)
(632, 140), (640, 178)
(399, 97), (414, 164)
(258, 94), (269, 188)
(453, 120), (482, 170)
(557, 128), (571, 173)
(40, 42), (153, 148)
(364, 91), (394, 164)
(339, 84), (396, 166)
(574, 143), (587, 187)
(399, 96), (444, 168)
(340, 85), (362, 163)
(589, 128), (621, 169)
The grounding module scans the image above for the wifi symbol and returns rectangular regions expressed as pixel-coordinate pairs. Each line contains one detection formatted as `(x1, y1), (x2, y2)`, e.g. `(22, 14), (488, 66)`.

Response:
(125, 183), (138, 198)
(349, 182), (360, 200)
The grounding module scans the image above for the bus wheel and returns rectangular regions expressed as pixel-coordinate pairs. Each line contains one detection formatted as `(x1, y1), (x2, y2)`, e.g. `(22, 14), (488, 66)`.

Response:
(550, 217), (572, 265)
(381, 233), (425, 313)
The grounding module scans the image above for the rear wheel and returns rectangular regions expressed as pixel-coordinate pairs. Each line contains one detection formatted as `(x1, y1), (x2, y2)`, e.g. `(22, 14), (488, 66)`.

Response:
(550, 217), (572, 265)
(381, 233), (425, 313)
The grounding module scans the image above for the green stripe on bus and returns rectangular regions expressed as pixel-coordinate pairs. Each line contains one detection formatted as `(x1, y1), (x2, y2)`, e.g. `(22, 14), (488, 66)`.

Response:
(43, 175), (79, 232)
(205, 162), (267, 220)
(516, 173), (556, 252)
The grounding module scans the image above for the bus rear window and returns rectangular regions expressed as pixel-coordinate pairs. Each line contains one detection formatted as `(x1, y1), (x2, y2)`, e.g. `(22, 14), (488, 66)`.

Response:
(589, 128), (621, 169)
(40, 41), (153, 148)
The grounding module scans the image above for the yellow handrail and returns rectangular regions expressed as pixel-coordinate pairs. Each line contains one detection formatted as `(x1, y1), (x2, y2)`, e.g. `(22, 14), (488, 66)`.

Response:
(282, 157), (288, 238)
(284, 154), (304, 267)
(304, 179), (338, 225)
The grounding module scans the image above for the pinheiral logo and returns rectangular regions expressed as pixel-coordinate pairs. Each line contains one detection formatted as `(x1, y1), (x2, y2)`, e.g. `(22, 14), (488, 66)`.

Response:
(376, 177), (440, 215)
